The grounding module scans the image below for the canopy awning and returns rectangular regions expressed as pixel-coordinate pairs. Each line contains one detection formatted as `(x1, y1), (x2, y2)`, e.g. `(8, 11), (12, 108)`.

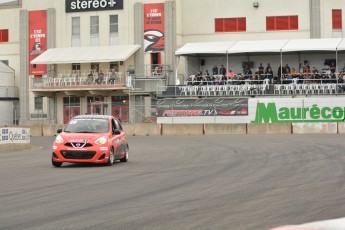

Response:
(281, 38), (343, 52)
(337, 38), (345, 51)
(175, 41), (236, 56)
(227, 39), (289, 54)
(31, 45), (141, 64)
(176, 38), (345, 56)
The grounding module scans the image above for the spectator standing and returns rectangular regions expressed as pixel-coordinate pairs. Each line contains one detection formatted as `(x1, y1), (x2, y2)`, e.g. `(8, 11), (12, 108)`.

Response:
(258, 63), (265, 75)
(265, 63), (271, 73)
(219, 65), (226, 76)
(212, 65), (218, 75)
(298, 63), (304, 74)
(330, 62), (336, 73)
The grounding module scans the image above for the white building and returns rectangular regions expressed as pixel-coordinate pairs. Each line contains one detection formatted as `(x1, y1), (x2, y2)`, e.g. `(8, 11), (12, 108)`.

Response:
(0, 0), (344, 124)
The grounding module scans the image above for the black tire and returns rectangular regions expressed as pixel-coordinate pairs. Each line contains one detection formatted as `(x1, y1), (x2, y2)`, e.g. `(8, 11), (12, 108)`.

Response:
(120, 146), (129, 162)
(106, 148), (115, 166)
(52, 160), (62, 167)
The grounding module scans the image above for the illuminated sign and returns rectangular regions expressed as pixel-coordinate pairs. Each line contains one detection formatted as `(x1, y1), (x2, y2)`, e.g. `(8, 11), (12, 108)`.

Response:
(66, 0), (123, 13)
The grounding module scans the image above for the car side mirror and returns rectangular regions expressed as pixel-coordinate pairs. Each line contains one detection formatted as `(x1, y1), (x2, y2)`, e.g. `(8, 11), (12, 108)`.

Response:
(57, 129), (62, 133)
(113, 129), (121, 135)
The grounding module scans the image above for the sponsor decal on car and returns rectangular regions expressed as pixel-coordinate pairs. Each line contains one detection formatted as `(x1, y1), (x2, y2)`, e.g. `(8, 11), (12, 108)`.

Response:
(100, 147), (109, 151)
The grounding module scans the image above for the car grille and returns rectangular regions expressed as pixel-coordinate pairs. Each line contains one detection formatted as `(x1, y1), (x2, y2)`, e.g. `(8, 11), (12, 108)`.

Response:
(65, 142), (93, 148)
(60, 150), (96, 159)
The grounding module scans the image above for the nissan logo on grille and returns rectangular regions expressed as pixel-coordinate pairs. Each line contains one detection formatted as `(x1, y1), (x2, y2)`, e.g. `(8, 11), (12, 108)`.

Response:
(66, 0), (123, 13)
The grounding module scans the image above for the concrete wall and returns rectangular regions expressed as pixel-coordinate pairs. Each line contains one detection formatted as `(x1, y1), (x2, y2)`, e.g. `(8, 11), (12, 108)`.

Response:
(9, 122), (345, 137)
(0, 143), (31, 152)
(42, 124), (64, 136)
(123, 123), (161, 136)
(204, 124), (247, 135)
(247, 123), (292, 135)
(292, 123), (338, 134)
(162, 124), (203, 135)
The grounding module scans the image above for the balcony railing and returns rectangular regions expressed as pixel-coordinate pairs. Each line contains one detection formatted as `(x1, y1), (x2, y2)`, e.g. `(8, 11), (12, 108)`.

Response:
(31, 71), (126, 90)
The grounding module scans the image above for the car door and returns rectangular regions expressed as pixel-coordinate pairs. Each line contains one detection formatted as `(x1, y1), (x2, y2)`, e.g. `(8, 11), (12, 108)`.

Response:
(111, 118), (126, 159)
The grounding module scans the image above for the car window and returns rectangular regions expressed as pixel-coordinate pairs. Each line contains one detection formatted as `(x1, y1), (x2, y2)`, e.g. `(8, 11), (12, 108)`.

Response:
(65, 119), (109, 133)
(113, 119), (122, 131)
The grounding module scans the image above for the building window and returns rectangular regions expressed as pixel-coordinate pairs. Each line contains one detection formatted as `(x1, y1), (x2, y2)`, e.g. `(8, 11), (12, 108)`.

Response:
(332, 9), (342, 30)
(109, 15), (119, 45)
(90, 16), (99, 46)
(34, 96), (43, 110)
(215, 18), (246, 32)
(72, 17), (80, 47)
(266, 15), (298, 31)
(72, 63), (80, 71)
(0, 29), (9, 43)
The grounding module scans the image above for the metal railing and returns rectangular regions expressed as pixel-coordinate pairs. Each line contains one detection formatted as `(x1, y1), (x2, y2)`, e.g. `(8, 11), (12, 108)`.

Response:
(157, 80), (345, 98)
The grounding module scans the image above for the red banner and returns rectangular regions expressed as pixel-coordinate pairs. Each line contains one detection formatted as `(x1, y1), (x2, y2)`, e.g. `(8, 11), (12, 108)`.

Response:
(29, 10), (47, 75)
(144, 3), (164, 52)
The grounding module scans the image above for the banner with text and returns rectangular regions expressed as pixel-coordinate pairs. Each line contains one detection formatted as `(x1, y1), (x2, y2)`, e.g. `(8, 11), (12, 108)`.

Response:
(0, 128), (30, 144)
(157, 98), (248, 117)
(144, 3), (164, 52)
(29, 10), (47, 76)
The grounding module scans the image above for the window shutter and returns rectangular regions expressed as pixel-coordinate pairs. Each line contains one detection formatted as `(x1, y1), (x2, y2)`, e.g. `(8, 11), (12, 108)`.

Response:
(238, 18), (246, 31)
(332, 9), (342, 30)
(266, 17), (275, 30)
(290, 16), (298, 30)
(215, 18), (224, 32)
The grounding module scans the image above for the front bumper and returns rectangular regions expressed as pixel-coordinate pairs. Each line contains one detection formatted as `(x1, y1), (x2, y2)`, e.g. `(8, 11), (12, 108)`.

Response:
(52, 145), (110, 164)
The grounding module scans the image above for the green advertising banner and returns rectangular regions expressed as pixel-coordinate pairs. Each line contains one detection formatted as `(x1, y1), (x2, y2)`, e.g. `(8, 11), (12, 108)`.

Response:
(251, 98), (345, 123)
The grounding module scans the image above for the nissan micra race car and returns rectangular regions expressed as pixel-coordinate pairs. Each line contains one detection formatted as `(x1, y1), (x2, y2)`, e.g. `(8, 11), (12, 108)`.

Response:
(52, 115), (129, 167)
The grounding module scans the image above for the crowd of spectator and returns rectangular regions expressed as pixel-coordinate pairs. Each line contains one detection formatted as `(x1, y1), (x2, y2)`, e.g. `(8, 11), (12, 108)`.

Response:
(186, 62), (345, 86)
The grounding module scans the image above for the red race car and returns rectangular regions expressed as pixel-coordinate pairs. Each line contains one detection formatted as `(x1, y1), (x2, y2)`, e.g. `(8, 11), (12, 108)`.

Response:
(51, 115), (129, 167)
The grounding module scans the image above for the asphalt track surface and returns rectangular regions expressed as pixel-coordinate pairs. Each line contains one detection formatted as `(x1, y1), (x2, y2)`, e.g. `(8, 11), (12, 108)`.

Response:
(1, 135), (345, 230)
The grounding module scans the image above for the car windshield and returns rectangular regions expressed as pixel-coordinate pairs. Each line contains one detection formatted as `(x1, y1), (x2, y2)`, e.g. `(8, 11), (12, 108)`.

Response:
(64, 118), (109, 133)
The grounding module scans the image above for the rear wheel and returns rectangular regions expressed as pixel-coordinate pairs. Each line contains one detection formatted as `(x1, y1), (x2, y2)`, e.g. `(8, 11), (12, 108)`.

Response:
(106, 148), (115, 166)
(52, 160), (62, 167)
(120, 146), (129, 162)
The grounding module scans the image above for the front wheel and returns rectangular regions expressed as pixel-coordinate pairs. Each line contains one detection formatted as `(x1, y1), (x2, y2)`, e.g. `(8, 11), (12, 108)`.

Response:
(120, 146), (129, 162)
(106, 148), (115, 166)
(52, 160), (62, 167)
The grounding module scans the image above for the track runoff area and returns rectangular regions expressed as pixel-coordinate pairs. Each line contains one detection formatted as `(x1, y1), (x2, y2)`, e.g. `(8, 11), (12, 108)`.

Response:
(1, 135), (345, 230)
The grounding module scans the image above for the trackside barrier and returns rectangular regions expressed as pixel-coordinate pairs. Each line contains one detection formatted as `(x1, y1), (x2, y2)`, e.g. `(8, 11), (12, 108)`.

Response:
(122, 123), (161, 136)
(162, 124), (204, 135)
(0, 127), (31, 152)
(337, 123), (345, 134)
(21, 125), (43, 136)
(204, 124), (247, 135)
(42, 125), (64, 136)
(247, 123), (292, 134)
(12, 123), (345, 136)
(292, 123), (338, 134)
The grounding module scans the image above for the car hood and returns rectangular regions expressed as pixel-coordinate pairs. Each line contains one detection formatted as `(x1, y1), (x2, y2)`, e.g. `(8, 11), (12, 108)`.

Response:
(59, 132), (107, 143)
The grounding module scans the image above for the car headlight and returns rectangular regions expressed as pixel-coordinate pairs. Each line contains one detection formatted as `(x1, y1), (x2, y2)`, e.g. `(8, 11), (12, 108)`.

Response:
(55, 135), (64, 144)
(95, 136), (108, 145)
